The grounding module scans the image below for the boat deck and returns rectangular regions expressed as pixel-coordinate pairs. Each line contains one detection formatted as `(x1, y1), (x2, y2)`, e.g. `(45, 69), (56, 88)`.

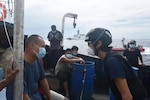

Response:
(93, 93), (109, 100)
(45, 70), (110, 100)
(0, 89), (109, 100)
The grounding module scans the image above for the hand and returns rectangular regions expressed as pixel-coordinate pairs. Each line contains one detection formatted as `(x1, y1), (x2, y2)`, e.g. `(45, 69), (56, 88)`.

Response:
(141, 63), (146, 67)
(23, 94), (31, 100)
(79, 58), (85, 64)
(6, 65), (19, 81)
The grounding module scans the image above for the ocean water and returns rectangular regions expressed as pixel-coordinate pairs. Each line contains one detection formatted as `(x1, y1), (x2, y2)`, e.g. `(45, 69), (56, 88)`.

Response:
(45, 39), (150, 66)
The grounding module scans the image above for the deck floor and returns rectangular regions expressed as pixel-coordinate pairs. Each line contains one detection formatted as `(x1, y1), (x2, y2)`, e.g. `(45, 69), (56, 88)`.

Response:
(0, 89), (109, 100)
(92, 93), (109, 100)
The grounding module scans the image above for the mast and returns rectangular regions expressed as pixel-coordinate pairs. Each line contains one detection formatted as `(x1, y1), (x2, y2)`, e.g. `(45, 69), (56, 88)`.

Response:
(13, 0), (24, 99)
(61, 13), (78, 46)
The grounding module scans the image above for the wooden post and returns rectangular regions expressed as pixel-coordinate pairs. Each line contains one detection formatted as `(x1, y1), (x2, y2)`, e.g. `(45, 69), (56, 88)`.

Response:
(13, 0), (24, 99)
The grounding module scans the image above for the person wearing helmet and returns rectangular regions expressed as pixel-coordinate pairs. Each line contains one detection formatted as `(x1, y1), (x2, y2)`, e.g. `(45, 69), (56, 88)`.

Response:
(123, 40), (145, 67)
(85, 28), (148, 100)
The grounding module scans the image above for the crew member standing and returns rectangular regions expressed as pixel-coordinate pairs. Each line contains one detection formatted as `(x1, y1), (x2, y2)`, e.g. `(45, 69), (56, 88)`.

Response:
(47, 25), (63, 49)
(123, 40), (145, 67)
(47, 25), (64, 70)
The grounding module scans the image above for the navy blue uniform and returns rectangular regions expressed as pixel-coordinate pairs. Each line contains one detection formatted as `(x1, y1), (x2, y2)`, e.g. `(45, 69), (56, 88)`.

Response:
(123, 48), (142, 67)
(104, 53), (148, 100)
(47, 30), (63, 49)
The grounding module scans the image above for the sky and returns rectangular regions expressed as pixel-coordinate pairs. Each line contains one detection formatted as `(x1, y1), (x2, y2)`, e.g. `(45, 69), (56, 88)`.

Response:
(6, 0), (150, 40)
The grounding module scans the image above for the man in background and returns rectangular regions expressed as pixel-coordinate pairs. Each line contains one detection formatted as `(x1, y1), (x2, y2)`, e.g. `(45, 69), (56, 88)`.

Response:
(55, 48), (84, 99)
(47, 25), (63, 49)
(71, 45), (79, 56)
(47, 25), (64, 71)
(123, 40), (145, 67)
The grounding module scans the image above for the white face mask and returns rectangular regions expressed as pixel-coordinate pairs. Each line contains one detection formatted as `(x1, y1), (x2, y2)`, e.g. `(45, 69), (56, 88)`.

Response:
(65, 54), (73, 58)
(32, 44), (46, 59)
(87, 47), (95, 56)
(129, 44), (136, 49)
(72, 53), (77, 55)
(36, 47), (46, 58)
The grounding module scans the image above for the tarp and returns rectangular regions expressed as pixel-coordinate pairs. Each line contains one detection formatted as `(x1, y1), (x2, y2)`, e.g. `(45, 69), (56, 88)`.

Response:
(0, 21), (13, 36)
(0, 21), (13, 60)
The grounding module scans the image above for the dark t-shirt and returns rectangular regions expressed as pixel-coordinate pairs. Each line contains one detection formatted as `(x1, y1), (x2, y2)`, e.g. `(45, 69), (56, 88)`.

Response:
(104, 53), (134, 100)
(24, 60), (45, 100)
(6, 60), (45, 100)
(104, 53), (148, 100)
(47, 30), (63, 49)
(123, 48), (141, 67)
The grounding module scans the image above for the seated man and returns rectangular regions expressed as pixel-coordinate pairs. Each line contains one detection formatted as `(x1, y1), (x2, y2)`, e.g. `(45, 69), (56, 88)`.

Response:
(55, 48), (85, 99)
(6, 35), (67, 100)
(71, 45), (79, 56)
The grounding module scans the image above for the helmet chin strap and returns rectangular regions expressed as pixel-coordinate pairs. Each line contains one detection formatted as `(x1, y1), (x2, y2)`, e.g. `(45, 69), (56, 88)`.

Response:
(94, 46), (101, 56)
(94, 44), (112, 56)
(93, 41), (102, 56)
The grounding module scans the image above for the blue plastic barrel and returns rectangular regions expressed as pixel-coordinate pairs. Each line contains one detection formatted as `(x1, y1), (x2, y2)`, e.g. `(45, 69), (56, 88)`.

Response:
(70, 61), (95, 100)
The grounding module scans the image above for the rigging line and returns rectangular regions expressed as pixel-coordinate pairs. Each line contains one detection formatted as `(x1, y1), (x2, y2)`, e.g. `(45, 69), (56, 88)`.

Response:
(1, 2), (13, 51)
(3, 21), (13, 50)
(3, 19), (17, 68)
(2, 1), (16, 63)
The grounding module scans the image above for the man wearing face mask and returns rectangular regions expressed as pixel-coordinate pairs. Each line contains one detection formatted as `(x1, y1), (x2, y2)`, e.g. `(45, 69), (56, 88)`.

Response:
(55, 48), (84, 99)
(85, 28), (148, 100)
(6, 35), (67, 100)
(47, 25), (63, 71)
(24, 35), (69, 100)
(123, 40), (145, 67)
(23, 35), (51, 100)
(71, 45), (78, 56)
(47, 25), (63, 49)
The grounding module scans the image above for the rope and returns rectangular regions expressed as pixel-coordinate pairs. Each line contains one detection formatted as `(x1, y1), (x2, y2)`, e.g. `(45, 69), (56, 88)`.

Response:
(2, 1), (17, 68)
